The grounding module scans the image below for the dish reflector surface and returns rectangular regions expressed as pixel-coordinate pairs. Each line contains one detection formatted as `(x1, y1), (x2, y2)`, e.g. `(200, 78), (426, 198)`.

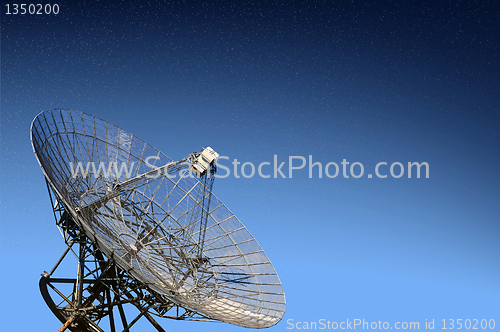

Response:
(31, 109), (285, 328)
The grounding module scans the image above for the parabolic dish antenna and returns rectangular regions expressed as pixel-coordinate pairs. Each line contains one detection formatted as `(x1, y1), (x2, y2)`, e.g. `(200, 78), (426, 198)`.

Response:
(31, 109), (285, 331)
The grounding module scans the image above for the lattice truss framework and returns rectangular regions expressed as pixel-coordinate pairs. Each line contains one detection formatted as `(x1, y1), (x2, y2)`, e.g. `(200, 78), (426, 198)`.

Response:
(40, 191), (215, 332)
(31, 109), (285, 328)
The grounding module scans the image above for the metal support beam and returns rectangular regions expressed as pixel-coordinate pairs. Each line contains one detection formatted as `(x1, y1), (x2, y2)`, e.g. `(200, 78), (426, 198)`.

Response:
(40, 189), (218, 332)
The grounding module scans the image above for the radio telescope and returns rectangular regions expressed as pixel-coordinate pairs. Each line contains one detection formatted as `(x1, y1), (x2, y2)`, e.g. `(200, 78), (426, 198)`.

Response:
(31, 109), (285, 332)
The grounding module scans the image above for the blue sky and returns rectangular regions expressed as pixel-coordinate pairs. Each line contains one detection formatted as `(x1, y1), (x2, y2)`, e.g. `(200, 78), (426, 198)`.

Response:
(1, 1), (499, 331)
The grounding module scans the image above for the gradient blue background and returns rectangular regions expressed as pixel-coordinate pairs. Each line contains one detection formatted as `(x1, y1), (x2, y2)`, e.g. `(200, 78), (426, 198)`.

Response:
(1, 1), (499, 331)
